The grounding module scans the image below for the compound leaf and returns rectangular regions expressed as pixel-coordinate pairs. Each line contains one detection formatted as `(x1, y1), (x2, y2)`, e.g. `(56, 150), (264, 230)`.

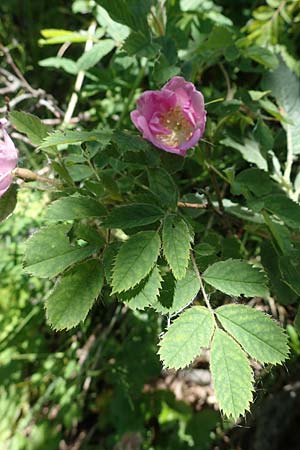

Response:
(158, 306), (214, 369)
(46, 259), (103, 330)
(121, 266), (162, 310)
(102, 203), (164, 229)
(203, 259), (268, 297)
(216, 305), (289, 364)
(96, 0), (152, 31)
(9, 111), (51, 147)
(168, 269), (200, 314)
(112, 231), (161, 293)
(163, 215), (192, 280)
(148, 168), (179, 208)
(210, 329), (253, 421)
(77, 39), (115, 71)
(263, 195), (300, 229)
(39, 129), (112, 149)
(24, 224), (97, 278)
(45, 195), (106, 221)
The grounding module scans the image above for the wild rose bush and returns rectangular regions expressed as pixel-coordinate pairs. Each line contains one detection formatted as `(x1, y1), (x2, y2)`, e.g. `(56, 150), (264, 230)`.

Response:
(1, 0), (300, 447)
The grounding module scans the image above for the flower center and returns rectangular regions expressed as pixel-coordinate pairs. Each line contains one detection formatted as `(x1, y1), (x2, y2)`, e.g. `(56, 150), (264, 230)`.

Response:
(156, 106), (194, 147)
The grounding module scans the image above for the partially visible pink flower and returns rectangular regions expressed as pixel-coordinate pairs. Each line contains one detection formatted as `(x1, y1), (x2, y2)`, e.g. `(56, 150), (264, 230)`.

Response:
(130, 76), (206, 156)
(0, 118), (18, 197)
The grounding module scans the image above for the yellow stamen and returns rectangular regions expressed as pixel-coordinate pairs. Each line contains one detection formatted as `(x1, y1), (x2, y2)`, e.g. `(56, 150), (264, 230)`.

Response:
(156, 106), (193, 147)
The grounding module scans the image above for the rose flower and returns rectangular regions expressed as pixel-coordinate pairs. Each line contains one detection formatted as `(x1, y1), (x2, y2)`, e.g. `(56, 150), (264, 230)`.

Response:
(131, 76), (206, 156)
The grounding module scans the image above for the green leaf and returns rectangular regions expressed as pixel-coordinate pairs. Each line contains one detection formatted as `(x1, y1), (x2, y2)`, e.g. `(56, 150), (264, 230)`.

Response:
(77, 40), (115, 71)
(152, 272), (176, 313)
(263, 59), (300, 155)
(253, 118), (274, 151)
(263, 195), (300, 229)
(112, 231), (161, 293)
(45, 195), (106, 221)
(103, 241), (121, 283)
(123, 31), (160, 59)
(24, 224), (97, 278)
(242, 46), (278, 69)
(263, 214), (293, 256)
(96, 0), (153, 31)
(279, 250), (300, 296)
(221, 137), (267, 171)
(258, 98), (288, 122)
(202, 26), (234, 52)
(261, 241), (297, 305)
(216, 305), (289, 364)
(0, 185), (18, 223)
(232, 168), (276, 197)
(169, 269), (200, 314)
(158, 306), (214, 369)
(39, 129), (112, 149)
(148, 168), (179, 208)
(9, 111), (51, 146)
(102, 203), (164, 229)
(152, 269), (200, 314)
(96, 6), (130, 41)
(39, 28), (90, 45)
(153, 56), (180, 84)
(39, 57), (78, 75)
(121, 266), (162, 310)
(112, 130), (153, 153)
(162, 215), (193, 280)
(222, 199), (263, 224)
(210, 329), (253, 421)
(202, 259), (268, 297)
(46, 259), (104, 330)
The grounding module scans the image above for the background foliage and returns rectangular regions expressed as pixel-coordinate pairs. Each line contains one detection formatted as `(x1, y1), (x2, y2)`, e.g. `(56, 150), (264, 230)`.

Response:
(1, 0), (300, 448)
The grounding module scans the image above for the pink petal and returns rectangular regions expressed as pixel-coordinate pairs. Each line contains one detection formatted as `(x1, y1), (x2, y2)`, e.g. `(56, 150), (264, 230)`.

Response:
(0, 172), (13, 197)
(0, 120), (18, 197)
(136, 90), (176, 121)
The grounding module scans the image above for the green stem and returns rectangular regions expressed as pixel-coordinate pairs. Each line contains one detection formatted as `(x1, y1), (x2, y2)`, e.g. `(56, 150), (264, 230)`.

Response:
(205, 161), (230, 183)
(191, 252), (217, 326)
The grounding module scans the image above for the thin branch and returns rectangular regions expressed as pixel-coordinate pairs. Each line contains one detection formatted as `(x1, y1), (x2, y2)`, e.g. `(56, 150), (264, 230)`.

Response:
(177, 201), (208, 209)
(12, 167), (61, 186)
(219, 63), (233, 101)
(190, 252), (217, 325)
(0, 45), (63, 117)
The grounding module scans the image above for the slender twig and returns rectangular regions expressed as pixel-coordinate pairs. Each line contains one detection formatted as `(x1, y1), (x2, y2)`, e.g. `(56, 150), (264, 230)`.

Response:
(205, 161), (230, 183)
(271, 0), (287, 23)
(12, 167), (61, 186)
(191, 252), (217, 324)
(177, 201), (207, 209)
(0, 44), (62, 117)
(0, 43), (35, 94)
(219, 63), (233, 101)
(205, 97), (224, 106)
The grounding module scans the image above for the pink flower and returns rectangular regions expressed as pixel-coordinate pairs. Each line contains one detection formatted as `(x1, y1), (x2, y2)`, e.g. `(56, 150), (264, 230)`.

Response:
(130, 76), (206, 156)
(0, 118), (18, 198)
